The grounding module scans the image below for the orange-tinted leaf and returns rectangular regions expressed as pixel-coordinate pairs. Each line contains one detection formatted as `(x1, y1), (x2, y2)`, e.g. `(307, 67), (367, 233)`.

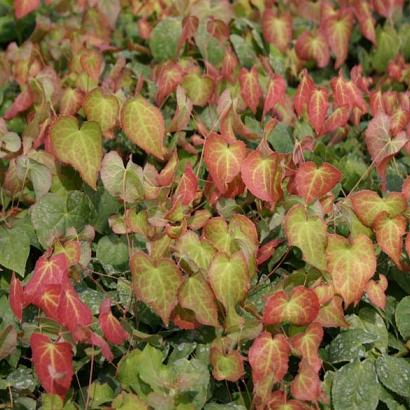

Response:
(326, 234), (376, 306)
(249, 332), (290, 405)
(323, 10), (353, 68)
(316, 296), (348, 328)
(295, 31), (330, 68)
(25, 253), (69, 304)
(373, 213), (406, 268)
(239, 67), (262, 114)
(331, 74), (366, 110)
(173, 164), (198, 206)
(210, 347), (244, 382)
(241, 150), (283, 202)
(10, 273), (24, 321)
(263, 74), (286, 118)
(80, 50), (104, 81)
(295, 161), (341, 204)
(208, 251), (249, 329)
(57, 283), (93, 333)
(257, 239), (283, 265)
(31, 333), (73, 398)
(365, 274), (388, 310)
(179, 274), (220, 328)
(354, 1), (376, 44)
(284, 204), (328, 271)
(204, 133), (246, 193)
(54, 240), (81, 267)
(351, 190), (407, 227)
(263, 286), (320, 326)
(130, 252), (183, 326)
(99, 298), (129, 345)
(308, 87), (328, 135)
(4, 89), (33, 120)
(155, 62), (184, 106)
(157, 151), (178, 186)
(290, 361), (322, 401)
(322, 105), (351, 134)
(294, 70), (315, 117)
(121, 96), (166, 160)
(14, 0), (40, 19)
(262, 10), (292, 53)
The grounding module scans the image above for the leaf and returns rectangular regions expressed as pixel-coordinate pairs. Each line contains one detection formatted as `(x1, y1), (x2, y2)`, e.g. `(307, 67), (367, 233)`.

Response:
(350, 190), (407, 227)
(208, 251), (249, 329)
(290, 361), (322, 402)
(121, 96), (166, 160)
(0, 224), (30, 275)
(316, 296), (348, 328)
(322, 106), (351, 134)
(294, 70), (314, 117)
(332, 359), (379, 410)
(263, 286), (320, 326)
(373, 213), (406, 267)
(295, 161), (341, 204)
(257, 239), (283, 265)
(50, 116), (103, 189)
(376, 355), (410, 397)
(149, 18), (182, 62)
(173, 164), (198, 206)
(395, 296), (410, 340)
(326, 234), (376, 307)
(263, 74), (287, 118)
(248, 332), (290, 405)
(262, 10), (292, 53)
(130, 252), (183, 326)
(112, 392), (148, 410)
(96, 235), (128, 266)
(295, 31), (330, 68)
(0, 325), (17, 360)
(372, 26), (400, 72)
(10, 273), (24, 321)
(34, 284), (61, 321)
(204, 133), (246, 194)
(241, 150), (283, 203)
(308, 87), (329, 135)
(365, 275), (388, 310)
(179, 274), (219, 328)
(210, 348), (244, 382)
(83, 88), (119, 133)
(24, 253), (68, 303)
(14, 0), (40, 19)
(57, 283), (93, 333)
(155, 62), (184, 106)
(31, 191), (95, 249)
(284, 204), (328, 271)
(16, 156), (52, 198)
(100, 151), (144, 203)
(99, 298), (129, 345)
(182, 73), (214, 107)
(239, 67), (262, 114)
(31, 333), (73, 398)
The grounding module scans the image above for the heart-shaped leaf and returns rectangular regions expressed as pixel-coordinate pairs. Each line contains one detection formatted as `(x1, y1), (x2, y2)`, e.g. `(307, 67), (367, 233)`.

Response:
(316, 296), (348, 328)
(290, 361), (322, 401)
(365, 275), (388, 310)
(99, 298), (129, 345)
(204, 133), (246, 194)
(295, 161), (341, 204)
(210, 348), (244, 382)
(294, 70), (314, 117)
(50, 116), (103, 189)
(33, 284), (61, 321)
(241, 150), (283, 202)
(121, 96), (166, 160)
(130, 252), (183, 326)
(31, 333), (73, 398)
(83, 88), (119, 133)
(239, 67), (262, 114)
(295, 31), (330, 68)
(262, 10), (292, 53)
(284, 204), (328, 271)
(326, 234), (376, 306)
(182, 73), (214, 107)
(263, 286), (320, 326)
(263, 74), (286, 118)
(308, 87), (329, 135)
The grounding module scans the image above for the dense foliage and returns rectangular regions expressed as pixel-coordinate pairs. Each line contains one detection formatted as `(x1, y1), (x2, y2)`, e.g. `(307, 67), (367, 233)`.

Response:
(1, 0), (410, 409)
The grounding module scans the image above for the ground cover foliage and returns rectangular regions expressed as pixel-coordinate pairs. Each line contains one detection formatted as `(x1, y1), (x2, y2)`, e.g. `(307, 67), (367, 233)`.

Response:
(1, 0), (410, 409)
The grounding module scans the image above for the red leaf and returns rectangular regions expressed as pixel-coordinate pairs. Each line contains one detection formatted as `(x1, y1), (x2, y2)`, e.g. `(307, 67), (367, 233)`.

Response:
(331, 74), (366, 111)
(99, 298), (129, 345)
(316, 296), (348, 328)
(239, 67), (262, 114)
(241, 150), (283, 202)
(33, 284), (61, 321)
(14, 0), (40, 19)
(155, 62), (184, 106)
(31, 333), (73, 398)
(57, 283), (93, 333)
(204, 133), (246, 193)
(294, 70), (315, 117)
(24, 253), (69, 304)
(263, 286), (320, 326)
(10, 273), (24, 321)
(173, 164), (198, 206)
(290, 361), (322, 401)
(308, 87), (328, 135)
(322, 105), (351, 134)
(263, 74), (286, 118)
(295, 31), (330, 68)
(257, 239), (283, 265)
(90, 332), (114, 362)
(157, 151), (178, 186)
(295, 161), (341, 204)
(365, 275), (388, 310)
(354, 1), (376, 44)
(262, 10), (292, 53)
(4, 89), (33, 120)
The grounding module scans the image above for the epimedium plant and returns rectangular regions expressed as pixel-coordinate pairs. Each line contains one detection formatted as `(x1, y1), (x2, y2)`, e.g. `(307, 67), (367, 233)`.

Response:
(1, 0), (410, 409)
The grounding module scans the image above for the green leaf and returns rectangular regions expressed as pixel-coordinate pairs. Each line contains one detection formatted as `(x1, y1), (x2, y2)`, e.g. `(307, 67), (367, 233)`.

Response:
(16, 156), (52, 199)
(87, 381), (114, 407)
(230, 34), (257, 68)
(0, 224), (30, 275)
(112, 392), (148, 410)
(376, 355), (410, 398)
(41, 394), (64, 410)
(31, 191), (95, 248)
(50, 116), (103, 189)
(332, 359), (379, 410)
(96, 235), (128, 266)
(0, 325), (17, 360)
(195, 21), (225, 66)
(149, 18), (181, 62)
(268, 123), (294, 153)
(372, 26), (400, 72)
(395, 296), (410, 340)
